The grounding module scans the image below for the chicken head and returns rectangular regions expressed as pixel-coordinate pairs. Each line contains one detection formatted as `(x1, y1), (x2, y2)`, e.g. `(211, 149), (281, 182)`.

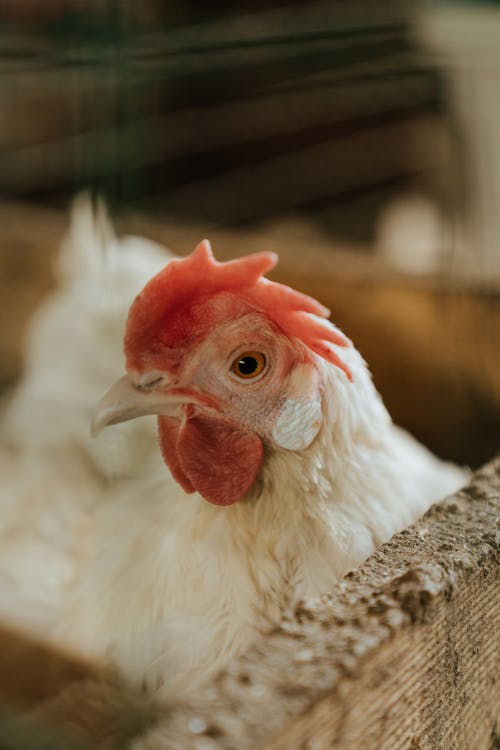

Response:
(92, 240), (352, 505)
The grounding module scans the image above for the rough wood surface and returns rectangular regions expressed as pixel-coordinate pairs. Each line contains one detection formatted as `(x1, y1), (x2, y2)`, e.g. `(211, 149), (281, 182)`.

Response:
(136, 457), (500, 750)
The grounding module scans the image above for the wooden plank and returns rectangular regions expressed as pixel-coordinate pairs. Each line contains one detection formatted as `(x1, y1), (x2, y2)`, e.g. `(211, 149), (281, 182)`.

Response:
(136, 457), (500, 750)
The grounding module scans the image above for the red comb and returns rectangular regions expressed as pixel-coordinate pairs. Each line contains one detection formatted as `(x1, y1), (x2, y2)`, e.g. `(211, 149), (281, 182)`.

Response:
(125, 240), (352, 380)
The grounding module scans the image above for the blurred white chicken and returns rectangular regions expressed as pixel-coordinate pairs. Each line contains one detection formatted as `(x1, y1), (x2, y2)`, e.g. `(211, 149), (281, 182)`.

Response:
(0, 196), (467, 700)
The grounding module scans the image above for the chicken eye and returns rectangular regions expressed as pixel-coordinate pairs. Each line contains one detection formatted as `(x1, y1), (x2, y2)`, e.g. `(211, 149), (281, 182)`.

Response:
(231, 352), (266, 380)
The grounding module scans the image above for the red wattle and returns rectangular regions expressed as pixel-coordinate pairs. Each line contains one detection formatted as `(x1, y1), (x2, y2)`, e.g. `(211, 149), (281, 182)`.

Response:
(158, 417), (195, 495)
(158, 414), (263, 506)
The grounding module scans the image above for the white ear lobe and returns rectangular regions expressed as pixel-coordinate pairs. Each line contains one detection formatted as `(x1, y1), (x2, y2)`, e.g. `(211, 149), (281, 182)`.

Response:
(272, 395), (323, 450)
(271, 364), (323, 451)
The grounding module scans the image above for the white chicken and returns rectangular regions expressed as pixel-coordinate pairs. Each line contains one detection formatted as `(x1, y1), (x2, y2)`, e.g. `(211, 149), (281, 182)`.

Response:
(0, 196), (467, 701)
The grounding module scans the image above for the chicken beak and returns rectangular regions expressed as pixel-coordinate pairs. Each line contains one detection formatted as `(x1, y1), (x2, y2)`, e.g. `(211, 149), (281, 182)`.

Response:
(91, 374), (208, 437)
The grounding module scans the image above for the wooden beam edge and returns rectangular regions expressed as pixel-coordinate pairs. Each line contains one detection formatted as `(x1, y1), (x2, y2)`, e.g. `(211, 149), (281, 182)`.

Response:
(136, 456), (499, 750)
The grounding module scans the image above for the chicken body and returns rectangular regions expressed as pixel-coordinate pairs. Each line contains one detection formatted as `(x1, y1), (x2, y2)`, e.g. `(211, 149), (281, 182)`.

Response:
(0, 199), (467, 699)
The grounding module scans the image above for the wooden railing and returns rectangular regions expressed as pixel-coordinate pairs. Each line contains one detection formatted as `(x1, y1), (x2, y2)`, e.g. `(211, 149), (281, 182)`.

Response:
(137, 456), (499, 750)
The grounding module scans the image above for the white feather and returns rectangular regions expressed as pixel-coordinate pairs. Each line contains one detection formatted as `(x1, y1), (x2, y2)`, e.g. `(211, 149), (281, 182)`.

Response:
(0, 196), (468, 701)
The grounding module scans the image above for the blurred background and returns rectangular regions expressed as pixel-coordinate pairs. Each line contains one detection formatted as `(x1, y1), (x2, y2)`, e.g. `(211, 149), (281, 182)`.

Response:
(1, 0), (499, 467)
